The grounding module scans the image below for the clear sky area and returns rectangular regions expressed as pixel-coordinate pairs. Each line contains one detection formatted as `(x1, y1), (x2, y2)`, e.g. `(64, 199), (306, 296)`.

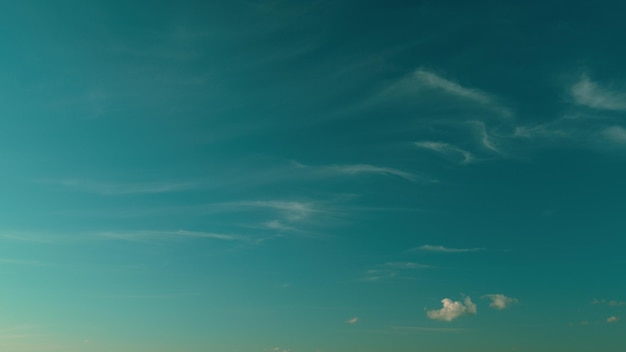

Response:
(1, 1), (626, 351)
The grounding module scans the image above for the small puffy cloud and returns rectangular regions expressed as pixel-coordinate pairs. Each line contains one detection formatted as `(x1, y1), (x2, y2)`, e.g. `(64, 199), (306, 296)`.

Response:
(607, 316), (619, 323)
(483, 294), (518, 310)
(345, 317), (359, 324)
(426, 297), (477, 322)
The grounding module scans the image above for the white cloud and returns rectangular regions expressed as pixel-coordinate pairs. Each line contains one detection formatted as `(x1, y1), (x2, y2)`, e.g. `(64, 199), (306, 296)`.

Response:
(470, 121), (499, 152)
(364, 262), (432, 282)
(415, 141), (474, 164)
(413, 69), (492, 104)
(323, 164), (417, 181)
(224, 200), (316, 222)
(374, 68), (511, 118)
(415, 244), (483, 253)
(97, 229), (244, 242)
(427, 297), (477, 322)
(607, 316), (619, 323)
(345, 317), (359, 324)
(602, 126), (626, 144)
(39, 179), (198, 195)
(483, 294), (518, 310)
(294, 162), (418, 182)
(384, 262), (432, 269)
(571, 74), (626, 111)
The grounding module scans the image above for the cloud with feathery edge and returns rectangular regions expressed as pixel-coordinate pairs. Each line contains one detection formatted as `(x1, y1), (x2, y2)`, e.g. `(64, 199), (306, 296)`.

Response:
(571, 74), (626, 111)
(293, 162), (418, 182)
(415, 141), (474, 164)
(426, 297), (477, 322)
(412, 69), (492, 104)
(345, 317), (359, 324)
(38, 179), (199, 195)
(96, 229), (244, 242)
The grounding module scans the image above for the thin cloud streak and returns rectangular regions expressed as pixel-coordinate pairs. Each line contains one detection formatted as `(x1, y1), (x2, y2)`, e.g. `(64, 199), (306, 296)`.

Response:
(470, 121), (500, 153)
(413, 69), (491, 104)
(364, 261), (432, 282)
(415, 141), (474, 164)
(219, 200), (318, 222)
(294, 162), (419, 182)
(415, 244), (484, 253)
(39, 179), (199, 195)
(96, 229), (245, 242)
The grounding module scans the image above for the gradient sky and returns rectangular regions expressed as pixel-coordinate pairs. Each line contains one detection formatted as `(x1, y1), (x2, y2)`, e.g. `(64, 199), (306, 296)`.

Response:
(2, 1), (626, 351)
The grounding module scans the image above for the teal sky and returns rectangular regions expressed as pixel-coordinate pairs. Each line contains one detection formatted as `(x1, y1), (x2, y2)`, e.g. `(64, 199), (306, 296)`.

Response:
(2, 1), (626, 351)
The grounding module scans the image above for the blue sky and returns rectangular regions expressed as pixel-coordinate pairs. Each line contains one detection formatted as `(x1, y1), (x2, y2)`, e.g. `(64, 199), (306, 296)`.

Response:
(1, 1), (626, 351)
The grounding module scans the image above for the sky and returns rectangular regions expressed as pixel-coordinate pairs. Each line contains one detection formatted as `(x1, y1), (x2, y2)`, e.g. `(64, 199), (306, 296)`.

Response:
(1, 1), (626, 351)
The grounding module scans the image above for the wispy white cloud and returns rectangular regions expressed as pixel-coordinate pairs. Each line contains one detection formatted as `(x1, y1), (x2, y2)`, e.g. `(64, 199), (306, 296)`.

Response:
(483, 294), (518, 310)
(345, 317), (359, 324)
(384, 262), (433, 269)
(220, 200), (318, 222)
(0, 231), (58, 244)
(592, 298), (626, 307)
(426, 297), (477, 322)
(261, 220), (300, 232)
(97, 229), (244, 242)
(607, 316), (619, 323)
(294, 162), (418, 182)
(602, 126), (626, 144)
(98, 292), (199, 299)
(415, 141), (474, 164)
(375, 68), (513, 118)
(470, 121), (500, 153)
(364, 261), (432, 282)
(415, 244), (484, 253)
(571, 74), (626, 111)
(412, 69), (491, 104)
(39, 179), (198, 195)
